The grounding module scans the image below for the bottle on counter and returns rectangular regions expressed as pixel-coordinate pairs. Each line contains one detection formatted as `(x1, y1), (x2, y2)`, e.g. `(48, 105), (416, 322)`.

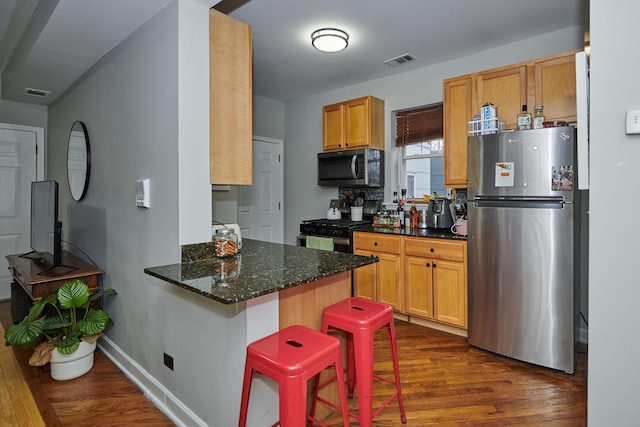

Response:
(409, 201), (418, 228)
(533, 105), (545, 129)
(517, 105), (532, 130)
(397, 202), (404, 227)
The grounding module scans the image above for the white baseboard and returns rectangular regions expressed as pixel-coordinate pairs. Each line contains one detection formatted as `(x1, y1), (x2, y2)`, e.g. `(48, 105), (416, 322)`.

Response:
(98, 335), (207, 427)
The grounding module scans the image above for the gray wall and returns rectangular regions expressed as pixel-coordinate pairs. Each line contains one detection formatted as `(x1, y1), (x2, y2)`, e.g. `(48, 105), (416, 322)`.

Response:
(47, 1), (249, 425)
(588, 0), (640, 424)
(0, 97), (47, 129)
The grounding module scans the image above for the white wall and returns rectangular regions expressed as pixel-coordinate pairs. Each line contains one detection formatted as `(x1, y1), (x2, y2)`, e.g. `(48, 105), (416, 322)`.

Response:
(588, 0), (640, 424)
(283, 25), (586, 246)
(47, 1), (250, 425)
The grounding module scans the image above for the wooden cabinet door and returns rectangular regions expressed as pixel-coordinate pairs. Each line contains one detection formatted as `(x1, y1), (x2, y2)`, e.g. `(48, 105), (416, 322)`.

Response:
(323, 102), (345, 151)
(353, 249), (377, 301)
(476, 65), (527, 130)
(344, 97), (369, 148)
(532, 52), (577, 123)
(432, 259), (467, 328)
(209, 10), (252, 185)
(405, 256), (433, 319)
(376, 251), (403, 312)
(444, 75), (474, 187)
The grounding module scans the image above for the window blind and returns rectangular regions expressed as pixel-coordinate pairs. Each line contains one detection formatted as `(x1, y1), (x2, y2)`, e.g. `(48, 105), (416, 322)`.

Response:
(395, 103), (443, 147)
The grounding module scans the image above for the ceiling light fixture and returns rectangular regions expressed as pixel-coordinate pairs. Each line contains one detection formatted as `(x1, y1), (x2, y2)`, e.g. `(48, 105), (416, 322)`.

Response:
(311, 28), (349, 53)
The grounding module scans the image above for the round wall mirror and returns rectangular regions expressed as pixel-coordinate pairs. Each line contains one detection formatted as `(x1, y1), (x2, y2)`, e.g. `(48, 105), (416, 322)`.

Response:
(67, 121), (91, 201)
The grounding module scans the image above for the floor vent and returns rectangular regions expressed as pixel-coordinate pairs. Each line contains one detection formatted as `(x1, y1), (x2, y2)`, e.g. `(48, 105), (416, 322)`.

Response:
(24, 87), (50, 98)
(384, 53), (417, 68)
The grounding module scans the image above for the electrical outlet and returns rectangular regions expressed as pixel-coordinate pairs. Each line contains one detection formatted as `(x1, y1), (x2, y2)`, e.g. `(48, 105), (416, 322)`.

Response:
(163, 352), (174, 371)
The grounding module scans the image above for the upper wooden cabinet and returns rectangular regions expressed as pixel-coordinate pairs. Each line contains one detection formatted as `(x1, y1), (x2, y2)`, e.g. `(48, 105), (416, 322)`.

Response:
(443, 50), (579, 187)
(323, 95), (385, 151)
(443, 75), (474, 187)
(532, 54), (577, 123)
(476, 65), (528, 131)
(209, 9), (252, 185)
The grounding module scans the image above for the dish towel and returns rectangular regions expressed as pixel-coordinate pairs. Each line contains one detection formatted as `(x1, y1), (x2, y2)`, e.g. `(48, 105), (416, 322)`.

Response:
(306, 236), (334, 251)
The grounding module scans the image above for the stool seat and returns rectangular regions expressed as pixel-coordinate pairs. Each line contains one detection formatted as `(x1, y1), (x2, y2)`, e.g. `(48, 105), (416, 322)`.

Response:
(239, 325), (349, 427)
(311, 297), (407, 427)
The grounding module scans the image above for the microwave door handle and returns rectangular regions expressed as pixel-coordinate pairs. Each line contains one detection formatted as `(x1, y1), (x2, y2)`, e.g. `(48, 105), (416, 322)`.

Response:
(351, 155), (358, 179)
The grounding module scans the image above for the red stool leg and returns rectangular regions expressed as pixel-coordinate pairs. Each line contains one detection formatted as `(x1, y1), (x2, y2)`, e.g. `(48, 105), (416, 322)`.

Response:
(278, 376), (307, 427)
(387, 320), (407, 423)
(352, 326), (375, 427)
(238, 362), (254, 427)
(333, 351), (351, 427)
(346, 332), (356, 398)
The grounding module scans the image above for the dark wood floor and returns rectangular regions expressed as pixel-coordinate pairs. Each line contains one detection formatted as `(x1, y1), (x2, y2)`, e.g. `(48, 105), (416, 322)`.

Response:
(0, 300), (173, 426)
(1, 300), (587, 426)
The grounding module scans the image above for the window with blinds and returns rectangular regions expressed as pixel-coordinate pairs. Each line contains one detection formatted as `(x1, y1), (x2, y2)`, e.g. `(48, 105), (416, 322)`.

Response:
(395, 103), (446, 200)
(395, 103), (443, 147)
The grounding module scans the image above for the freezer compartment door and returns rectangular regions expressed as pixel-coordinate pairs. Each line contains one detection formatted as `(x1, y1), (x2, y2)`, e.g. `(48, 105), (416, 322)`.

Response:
(468, 127), (576, 202)
(467, 202), (575, 373)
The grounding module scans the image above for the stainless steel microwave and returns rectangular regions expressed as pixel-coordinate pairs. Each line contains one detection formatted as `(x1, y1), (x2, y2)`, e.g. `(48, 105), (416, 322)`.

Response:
(317, 148), (384, 187)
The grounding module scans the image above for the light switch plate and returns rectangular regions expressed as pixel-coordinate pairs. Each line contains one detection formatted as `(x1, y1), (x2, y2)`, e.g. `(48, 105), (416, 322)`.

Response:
(626, 110), (640, 134)
(136, 178), (150, 208)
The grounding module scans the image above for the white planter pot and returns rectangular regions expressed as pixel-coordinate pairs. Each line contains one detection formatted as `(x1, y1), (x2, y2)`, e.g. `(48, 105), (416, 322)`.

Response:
(50, 341), (97, 381)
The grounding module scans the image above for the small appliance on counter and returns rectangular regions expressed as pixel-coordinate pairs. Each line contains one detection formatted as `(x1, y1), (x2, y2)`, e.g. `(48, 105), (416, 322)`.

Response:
(426, 197), (454, 229)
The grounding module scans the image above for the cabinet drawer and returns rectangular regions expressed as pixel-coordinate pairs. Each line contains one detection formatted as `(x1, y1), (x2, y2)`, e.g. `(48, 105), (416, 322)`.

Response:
(404, 237), (465, 262)
(353, 232), (401, 254)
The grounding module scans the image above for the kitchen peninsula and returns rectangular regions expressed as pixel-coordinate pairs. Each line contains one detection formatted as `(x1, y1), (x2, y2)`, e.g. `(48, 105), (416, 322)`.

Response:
(144, 238), (376, 425)
(145, 238), (375, 302)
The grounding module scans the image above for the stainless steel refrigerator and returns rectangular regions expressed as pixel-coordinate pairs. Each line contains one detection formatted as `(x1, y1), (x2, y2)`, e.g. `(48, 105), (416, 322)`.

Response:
(467, 127), (581, 374)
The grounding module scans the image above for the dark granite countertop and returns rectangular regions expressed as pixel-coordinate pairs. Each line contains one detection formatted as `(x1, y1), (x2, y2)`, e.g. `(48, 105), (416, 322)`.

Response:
(144, 238), (377, 305)
(356, 226), (467, 241)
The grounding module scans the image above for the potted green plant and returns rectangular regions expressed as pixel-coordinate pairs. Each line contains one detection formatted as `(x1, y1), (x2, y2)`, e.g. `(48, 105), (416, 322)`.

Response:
(4, 279), (117, 380)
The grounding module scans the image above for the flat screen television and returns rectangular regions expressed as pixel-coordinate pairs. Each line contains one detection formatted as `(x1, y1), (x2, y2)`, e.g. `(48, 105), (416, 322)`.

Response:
(29, 180), (62, 268)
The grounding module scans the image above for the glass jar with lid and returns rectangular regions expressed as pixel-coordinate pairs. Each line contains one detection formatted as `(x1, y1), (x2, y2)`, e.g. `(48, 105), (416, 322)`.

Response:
(214, 228), (239, 257)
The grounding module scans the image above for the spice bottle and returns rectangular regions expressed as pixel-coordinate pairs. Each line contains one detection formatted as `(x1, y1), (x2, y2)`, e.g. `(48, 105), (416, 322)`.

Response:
(533, 105), (545, 129)
(517, 105), (532, 131)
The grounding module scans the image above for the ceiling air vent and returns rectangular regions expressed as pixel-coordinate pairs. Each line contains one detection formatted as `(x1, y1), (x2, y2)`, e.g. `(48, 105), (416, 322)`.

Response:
(24, 87), (50, 98)
(384, 53), (417, 68)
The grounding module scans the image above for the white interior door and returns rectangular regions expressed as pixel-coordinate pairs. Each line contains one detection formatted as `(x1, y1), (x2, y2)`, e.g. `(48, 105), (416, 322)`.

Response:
(0, 123), (44, 300)
(238, 137), (283, 243)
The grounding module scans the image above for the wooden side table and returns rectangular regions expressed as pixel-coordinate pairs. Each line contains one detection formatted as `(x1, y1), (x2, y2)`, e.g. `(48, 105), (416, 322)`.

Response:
(6, 251), (104, 323)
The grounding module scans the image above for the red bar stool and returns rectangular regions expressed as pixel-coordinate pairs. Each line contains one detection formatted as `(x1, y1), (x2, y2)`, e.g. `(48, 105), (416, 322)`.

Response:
(239, 325), (350, 427)
(310, 297), (407, 427)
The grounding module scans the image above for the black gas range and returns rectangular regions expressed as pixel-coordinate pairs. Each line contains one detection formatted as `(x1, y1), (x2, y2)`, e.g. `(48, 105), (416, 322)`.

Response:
(300, 218), (372, 238)
(297, 218), (372, 253)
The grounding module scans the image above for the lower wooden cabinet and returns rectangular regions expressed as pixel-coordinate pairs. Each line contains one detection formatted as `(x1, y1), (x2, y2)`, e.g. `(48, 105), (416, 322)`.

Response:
(353, 233), (403, 312)
(405, 256), (466, 328)
(353, 232), (467, 330)
(404, 237), (467, 328)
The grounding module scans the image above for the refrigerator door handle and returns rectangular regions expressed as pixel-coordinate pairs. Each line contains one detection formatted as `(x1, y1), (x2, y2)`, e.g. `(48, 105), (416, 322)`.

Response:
(473, 199), (565, 209)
